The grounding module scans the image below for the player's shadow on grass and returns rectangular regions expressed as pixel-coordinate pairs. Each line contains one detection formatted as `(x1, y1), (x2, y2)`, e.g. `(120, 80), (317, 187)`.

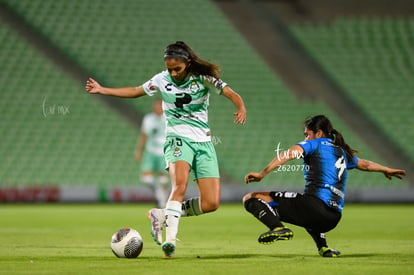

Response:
(195, 253), (381, 259)
(189, 253), (323, 259)
(340, 253), (380, 258)
(191, 254), (262, 260)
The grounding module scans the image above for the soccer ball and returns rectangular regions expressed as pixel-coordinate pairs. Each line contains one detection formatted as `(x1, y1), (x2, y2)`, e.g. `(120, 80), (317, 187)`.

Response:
(110, 228), (143, 258)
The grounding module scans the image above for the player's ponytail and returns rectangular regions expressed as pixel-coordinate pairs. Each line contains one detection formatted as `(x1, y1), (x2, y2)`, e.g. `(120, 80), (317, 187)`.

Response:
(330, 128), (358, 160)
(304, 115), (358, 160)
(164, 41), (221, 79)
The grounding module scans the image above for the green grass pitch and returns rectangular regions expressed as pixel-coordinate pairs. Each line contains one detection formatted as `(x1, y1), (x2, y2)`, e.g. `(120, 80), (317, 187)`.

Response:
(0, 203), (413, 274)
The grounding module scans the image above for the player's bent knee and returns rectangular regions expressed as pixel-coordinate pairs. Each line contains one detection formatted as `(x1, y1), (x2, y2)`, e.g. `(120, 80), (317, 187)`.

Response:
(243, 192), (271, 204)
(243, 197), (257, 213)
(242, 192), (256, 203)
(201, 201), (219, 213)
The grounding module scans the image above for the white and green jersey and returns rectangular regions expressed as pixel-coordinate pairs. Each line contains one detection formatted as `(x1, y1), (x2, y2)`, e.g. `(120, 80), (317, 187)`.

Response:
(141, 112), (166, 156)
(142, 71), (227, 142)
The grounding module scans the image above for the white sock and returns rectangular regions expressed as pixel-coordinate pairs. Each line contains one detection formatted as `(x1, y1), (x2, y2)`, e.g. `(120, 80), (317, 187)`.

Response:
(165, 200), (182, 243)
(181, 197), (203, 217)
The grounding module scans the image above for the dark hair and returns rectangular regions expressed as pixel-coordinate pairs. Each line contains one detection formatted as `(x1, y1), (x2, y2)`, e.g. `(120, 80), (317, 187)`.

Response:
(163, 41), (221, 78)
(304, 115), (358, 160)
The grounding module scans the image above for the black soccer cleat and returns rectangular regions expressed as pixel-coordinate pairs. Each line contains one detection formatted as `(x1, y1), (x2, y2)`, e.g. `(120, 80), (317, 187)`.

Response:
(319, 247), (341, 258)
(258, 227), (294, 244)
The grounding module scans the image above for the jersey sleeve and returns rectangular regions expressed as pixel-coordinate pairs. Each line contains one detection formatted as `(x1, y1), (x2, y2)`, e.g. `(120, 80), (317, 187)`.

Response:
(296, 140), (317, 156)
(201, 75), (228, 95)
(142, 72), (163, 96)
(346, 156), (359, 170)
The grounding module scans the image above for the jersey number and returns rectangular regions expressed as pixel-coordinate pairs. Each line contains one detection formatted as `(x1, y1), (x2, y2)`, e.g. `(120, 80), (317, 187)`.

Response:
(174, 93), (192, 108)
(335, 156), (346, 181)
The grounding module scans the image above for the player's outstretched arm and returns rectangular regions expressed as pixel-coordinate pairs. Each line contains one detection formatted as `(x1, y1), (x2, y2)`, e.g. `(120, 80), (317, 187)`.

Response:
(356, 159), (406, 180)
(245, 145), (304, 183)
(221, 86), (246, 124)
(85, 77), (146, 98)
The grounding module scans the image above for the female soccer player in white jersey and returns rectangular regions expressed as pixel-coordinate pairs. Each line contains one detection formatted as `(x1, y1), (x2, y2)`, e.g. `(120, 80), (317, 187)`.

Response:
(85, 41), (247, 258)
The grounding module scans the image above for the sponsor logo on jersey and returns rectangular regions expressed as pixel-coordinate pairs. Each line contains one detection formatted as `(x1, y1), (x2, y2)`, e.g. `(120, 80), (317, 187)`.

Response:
(189, 81), (200, 92)
(173, 147), (182, 157)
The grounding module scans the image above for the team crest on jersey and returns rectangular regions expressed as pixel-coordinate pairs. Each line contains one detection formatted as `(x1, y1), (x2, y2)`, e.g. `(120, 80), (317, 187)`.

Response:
(173, 147), (182, 157)
(189, 80), (200, 92)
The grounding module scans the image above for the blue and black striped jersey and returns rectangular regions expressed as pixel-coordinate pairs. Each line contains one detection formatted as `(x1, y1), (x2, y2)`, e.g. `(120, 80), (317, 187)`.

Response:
(297, 138), (358, 212)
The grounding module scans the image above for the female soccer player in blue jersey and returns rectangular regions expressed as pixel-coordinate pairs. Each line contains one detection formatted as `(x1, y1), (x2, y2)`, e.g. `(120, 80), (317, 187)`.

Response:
(243, 115), (405, 257)
(86, 41), (247, 258)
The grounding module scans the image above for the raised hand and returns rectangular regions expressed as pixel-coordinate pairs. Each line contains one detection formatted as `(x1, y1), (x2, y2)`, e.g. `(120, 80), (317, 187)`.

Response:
(234, 108), (247, 124)
(244, 172), (264, 184)
(85, 78), (102, 94)
(383, 168), (406, 180)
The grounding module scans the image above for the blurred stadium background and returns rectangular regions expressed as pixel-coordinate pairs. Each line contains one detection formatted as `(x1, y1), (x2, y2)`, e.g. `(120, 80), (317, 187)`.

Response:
(0, 0), (413, 203)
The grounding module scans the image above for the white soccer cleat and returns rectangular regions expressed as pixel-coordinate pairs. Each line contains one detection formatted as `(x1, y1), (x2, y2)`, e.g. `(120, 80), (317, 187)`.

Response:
(147, 208), (165, 245)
